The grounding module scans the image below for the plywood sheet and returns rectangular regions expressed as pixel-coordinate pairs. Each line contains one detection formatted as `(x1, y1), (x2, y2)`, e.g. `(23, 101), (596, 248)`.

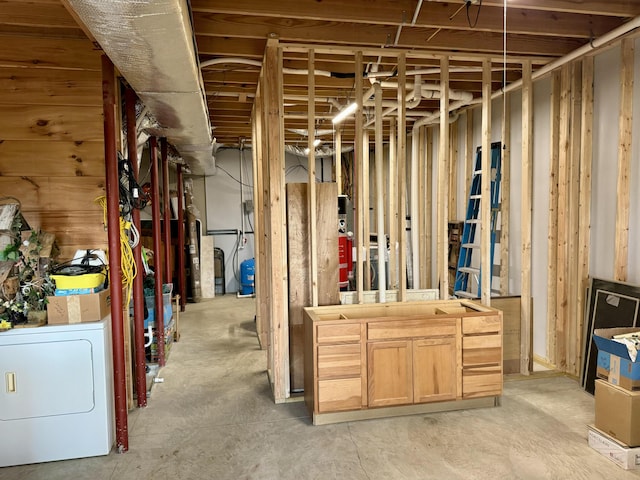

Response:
(0, 35), (101, 70)
(0, 177), (105, 211)
(491, 296), (521, 375)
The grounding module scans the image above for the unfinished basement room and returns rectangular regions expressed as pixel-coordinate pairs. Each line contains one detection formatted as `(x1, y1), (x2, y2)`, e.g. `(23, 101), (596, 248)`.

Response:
(2, 0), (640, 478)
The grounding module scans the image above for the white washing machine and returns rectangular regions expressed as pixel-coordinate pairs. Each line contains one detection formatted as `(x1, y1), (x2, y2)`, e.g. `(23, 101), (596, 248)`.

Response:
(0, 317), (114, 467)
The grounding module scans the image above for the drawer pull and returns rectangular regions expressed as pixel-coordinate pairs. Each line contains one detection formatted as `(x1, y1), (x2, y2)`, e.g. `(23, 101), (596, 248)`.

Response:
(6, 372), (16, 393)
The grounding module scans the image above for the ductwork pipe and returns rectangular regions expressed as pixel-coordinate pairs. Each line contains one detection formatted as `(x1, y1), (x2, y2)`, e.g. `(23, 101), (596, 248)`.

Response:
(65, 0), (215, 175)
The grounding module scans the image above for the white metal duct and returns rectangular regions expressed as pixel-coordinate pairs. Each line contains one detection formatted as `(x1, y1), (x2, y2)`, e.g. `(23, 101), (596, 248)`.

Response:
(64, 0), (215, 175)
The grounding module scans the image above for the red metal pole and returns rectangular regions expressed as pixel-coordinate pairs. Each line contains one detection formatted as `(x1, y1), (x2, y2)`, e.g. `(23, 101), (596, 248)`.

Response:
(161, 138), (172, 286)
(125, 86), (147, 408)
(150, 137), (166, 366)
(102, 55), (128, 452)
(176, 164), (187, 312)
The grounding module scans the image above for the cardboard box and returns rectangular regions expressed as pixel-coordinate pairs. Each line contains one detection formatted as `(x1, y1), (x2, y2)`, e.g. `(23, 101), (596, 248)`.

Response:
(588, 425), (640, 470)
(593, 328), (640, 391)
(46, 289), (111, 325)
(595, 379), (640, 447)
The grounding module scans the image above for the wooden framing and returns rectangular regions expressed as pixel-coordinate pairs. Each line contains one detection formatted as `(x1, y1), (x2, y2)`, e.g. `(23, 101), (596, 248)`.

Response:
(363, 129), (371, 291)
(308, 49), (318, 306)
(335, 128), (342, 194)
(449, 119), (459, 220)
(480, 59), (492, 306)
(438, 55), (450, 299)
(425, 129), (434, 290)
(374, 82), (386, 301)
(418, 126), (428, 289)
(520, 60), (533, 375)
(576, 55), (594, 377)
(388, 117), (398, 290)
(567, 60), (582, 376)
(556, 64), (570, 371)
(355, 51), (365, 303)
(263, 39), (289, 401)
(546, 70), (561, 366)
(614, 38), (634, 282)
(499, 93), (510, 296)
(465, 110), (475, 202)
(397, 54), (408, 302)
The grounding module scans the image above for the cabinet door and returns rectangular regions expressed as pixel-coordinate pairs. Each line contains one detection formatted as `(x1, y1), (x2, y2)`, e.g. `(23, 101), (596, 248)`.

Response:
(413, 337), (458, 403)
(368, 341), (413, 407)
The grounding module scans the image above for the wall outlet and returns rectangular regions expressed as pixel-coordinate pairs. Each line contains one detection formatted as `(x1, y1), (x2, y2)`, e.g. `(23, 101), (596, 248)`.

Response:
(244, 199), (254, 214)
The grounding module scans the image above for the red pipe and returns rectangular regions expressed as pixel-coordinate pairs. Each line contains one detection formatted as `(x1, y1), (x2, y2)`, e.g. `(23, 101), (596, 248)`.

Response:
(102, 55), (128, 452)
(161, 138), (172, 286)
(150, 137), (166, 366)
(125, 86), (147, 408)
(176, 164), (187, 312)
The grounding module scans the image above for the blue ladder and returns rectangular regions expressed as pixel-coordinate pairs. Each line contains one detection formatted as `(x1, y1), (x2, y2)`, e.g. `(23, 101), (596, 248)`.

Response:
(454, 142), (502, 299)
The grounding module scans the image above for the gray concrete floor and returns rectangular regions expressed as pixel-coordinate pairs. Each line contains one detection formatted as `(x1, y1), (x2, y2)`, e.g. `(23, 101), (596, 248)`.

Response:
(2, 295), (639, 479)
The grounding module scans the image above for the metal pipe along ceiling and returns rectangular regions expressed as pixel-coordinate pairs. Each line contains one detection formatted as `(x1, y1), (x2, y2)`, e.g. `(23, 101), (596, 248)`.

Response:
(65, 0), (215, 175)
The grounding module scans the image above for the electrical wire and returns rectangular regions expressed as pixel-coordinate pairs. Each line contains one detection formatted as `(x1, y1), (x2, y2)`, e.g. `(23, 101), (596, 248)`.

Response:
(216, 164), (253, 188)
(466, 0), (482, 29)
(95, 195), (137, 306)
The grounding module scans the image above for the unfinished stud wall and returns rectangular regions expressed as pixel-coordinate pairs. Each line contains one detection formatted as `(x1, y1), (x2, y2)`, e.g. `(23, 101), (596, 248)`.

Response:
(0, 32), (106, 260)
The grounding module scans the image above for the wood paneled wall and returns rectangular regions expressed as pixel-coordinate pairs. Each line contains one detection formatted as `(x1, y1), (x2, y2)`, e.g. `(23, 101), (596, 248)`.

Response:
(0, 34), (106, 260)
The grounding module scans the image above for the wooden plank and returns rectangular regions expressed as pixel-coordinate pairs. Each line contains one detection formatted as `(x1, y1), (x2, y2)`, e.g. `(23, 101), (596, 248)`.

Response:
(520, 60), (533, 375)
(264, 39), (289, 401)
(374, 82), (386, 300)
(317, 183), (339, 306)
(499, 93), (510, 296)
(363, 130), (371, 291)
(0, 105), (103, 142)
(614, 38), (634, 282)
(480, 59), (491, 306)
(567, 61), (582, 377)
(438, 55), (450, 300)
(546, 70), (561, 366)
(388, 117), (398, 290)
(0, 140), (104, 177)
(397, 54), (407, 301)
(425, 128), (433, 290)
(0, 34), (100, 70)
(418, 126), (427, 289)
(0, 67), (101, 106)
(354, 51), (364, 303)
(25, 210), (106, 246)
(335, 128), (342, 194)
(556, 64), (571, 371)
(577, 55), (594, 380)
(307, 49), (318, 306)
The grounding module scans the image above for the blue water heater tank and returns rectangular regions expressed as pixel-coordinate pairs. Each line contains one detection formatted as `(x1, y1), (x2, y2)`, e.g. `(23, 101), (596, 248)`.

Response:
(240, 258), (255, 295)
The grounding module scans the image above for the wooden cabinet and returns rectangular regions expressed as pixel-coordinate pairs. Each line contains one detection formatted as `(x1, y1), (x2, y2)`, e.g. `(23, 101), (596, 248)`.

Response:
(304, 300), (502, 425)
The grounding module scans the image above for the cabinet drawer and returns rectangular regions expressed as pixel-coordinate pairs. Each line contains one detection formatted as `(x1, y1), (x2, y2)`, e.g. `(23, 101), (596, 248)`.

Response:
(317, 323), (361, 344)
(462, 315), (501, 335)
(317, 344), (361, 379)
(462, 366), (502, 398)
(462, 334), (501, 366)
(368, 318), (456, 340)
(318, 377), (362, 413)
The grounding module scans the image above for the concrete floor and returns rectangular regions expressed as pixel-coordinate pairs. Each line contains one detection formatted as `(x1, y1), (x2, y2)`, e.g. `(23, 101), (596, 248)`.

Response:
(2, 295), (639, 479)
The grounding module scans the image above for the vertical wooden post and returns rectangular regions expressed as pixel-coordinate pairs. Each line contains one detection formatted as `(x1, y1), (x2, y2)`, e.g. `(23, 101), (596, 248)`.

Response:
(363, 130), (371, 290)
(355, 51), (365, 303)
(577, 55), (594, 376)
(418, 126), (427, 289)
(567, 61), (582, 376)
(556, 64), (571, 371)
(308, 49), (318, 306)
(438, 55), (450, 299)
(426, 128), (433, 289)
(125, 87), (147, 408)
(176, 164), (186, 312)
(397, 54), (408, 301)
(614, 38), (634, 282)
(388, 117), (398, 290)
(521, 60), (533, 375)
(546, 70), (561, 366)
(480, 59), (491, 305)
(499, 93), (510, 296)
(150, 138), (166, 367)
(335, 128), (342, 194)
(161, 138), (172, 285)
(102, 55), (128, 452)
(374, 82), (386, 300)
(264, 38), (289, 401)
